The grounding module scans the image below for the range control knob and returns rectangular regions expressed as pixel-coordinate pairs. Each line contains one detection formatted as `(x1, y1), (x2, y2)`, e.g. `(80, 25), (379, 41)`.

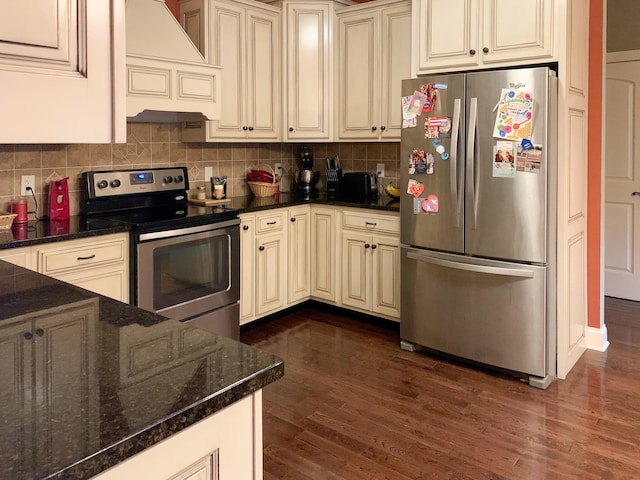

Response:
(163, 176), (173, 184)
(97, 180), (108, 189)
(110, 179), (121, 188)
(174, 175), (184, 184)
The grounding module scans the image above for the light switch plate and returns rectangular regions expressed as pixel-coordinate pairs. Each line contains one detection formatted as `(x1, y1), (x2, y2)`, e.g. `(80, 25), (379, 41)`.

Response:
(204, 167), (213, 181)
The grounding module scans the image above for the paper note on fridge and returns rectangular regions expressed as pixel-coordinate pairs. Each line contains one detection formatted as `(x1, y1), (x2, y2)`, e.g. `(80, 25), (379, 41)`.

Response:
(493, 89), (534, 140)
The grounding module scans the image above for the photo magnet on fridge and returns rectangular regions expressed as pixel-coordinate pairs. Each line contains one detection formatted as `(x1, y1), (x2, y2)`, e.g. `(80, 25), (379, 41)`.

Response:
(409, 149), (426, 174)
(492, 141), (517, 178)
(419, 83), (437, 113)
(401, 96), (418, 128)
(422, 194), (439, 214)
(516, 144), (543, 173)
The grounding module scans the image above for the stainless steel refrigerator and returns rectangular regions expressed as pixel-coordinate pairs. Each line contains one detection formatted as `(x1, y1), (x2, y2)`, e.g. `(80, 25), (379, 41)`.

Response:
(399, 66), (557, 388)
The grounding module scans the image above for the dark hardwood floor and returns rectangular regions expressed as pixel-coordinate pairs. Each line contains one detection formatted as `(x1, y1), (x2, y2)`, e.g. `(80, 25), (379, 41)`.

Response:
(241, 299), (640, 480)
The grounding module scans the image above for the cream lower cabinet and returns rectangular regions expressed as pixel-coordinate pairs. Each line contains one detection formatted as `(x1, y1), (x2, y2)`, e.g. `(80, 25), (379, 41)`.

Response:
(413, 0), (555, 75)
(0, 299), (98, 474)
(0, 233), (129, 303)
(288, 206), (311, 304)
(340, 209), (400, 320)
(336, 0), (411, 141)
(310, 205), (337, 302)
(92, 392), (263, 480)
(240, 214), (256, 325)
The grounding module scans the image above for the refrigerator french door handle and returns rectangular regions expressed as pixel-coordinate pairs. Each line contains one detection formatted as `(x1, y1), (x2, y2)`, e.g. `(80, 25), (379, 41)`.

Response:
(450, 98), (462, 227)
(467, 97), (479, 228)
(406, 250), (535, 278)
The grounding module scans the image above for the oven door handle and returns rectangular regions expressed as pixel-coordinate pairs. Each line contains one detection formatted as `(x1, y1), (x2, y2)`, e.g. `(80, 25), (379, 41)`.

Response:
(139, 218), (240, 241)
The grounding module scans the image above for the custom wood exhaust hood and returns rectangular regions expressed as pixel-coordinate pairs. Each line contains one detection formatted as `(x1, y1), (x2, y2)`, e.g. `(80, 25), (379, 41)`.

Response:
(125, 0), (221, 122)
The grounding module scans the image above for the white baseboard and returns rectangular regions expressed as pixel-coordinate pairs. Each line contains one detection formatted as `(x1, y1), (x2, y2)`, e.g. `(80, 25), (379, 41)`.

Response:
(586, 324), (610, 352)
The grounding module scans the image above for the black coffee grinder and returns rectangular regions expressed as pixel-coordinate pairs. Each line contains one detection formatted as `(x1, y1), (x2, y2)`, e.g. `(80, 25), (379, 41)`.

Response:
(294, 146), (320, 197)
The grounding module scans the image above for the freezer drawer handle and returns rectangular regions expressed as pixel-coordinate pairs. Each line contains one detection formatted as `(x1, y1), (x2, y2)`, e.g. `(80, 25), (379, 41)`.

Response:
(406, 251), (534, 278)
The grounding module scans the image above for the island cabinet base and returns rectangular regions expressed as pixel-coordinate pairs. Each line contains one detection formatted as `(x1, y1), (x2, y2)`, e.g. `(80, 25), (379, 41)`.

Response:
(93, 391), (264, 480)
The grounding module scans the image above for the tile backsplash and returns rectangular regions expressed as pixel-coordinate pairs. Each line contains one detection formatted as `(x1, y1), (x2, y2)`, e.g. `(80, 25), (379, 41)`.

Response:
(0, 123), (401, 216)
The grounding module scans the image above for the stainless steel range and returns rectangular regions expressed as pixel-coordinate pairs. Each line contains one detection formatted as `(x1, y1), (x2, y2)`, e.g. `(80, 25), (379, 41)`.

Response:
(81, 167), (240, 340)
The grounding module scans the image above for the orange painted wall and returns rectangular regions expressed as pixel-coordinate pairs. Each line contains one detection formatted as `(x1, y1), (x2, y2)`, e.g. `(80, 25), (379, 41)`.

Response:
(588, 0), (604, 328)
(165, 0), (180, 20)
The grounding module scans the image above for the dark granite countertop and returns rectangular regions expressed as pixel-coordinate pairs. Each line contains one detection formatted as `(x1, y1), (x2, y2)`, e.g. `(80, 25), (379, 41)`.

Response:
(0, 260), (284, 480)
(227, 191), (400, 214)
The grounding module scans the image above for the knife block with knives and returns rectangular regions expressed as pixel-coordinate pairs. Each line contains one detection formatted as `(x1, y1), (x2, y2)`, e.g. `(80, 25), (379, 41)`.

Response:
(326, 157), (342, 197)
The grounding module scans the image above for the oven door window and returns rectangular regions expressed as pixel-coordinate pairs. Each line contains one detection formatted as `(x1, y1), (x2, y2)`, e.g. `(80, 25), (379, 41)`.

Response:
(153, 235), (230, 310)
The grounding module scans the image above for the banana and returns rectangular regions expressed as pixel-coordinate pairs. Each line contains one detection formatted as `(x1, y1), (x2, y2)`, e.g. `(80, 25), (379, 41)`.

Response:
(385, 183), (401, 199)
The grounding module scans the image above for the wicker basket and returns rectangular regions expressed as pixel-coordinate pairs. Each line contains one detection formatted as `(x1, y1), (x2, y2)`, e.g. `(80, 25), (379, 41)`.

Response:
(0, 212), (17, 230)
(247, 165), (279, 197)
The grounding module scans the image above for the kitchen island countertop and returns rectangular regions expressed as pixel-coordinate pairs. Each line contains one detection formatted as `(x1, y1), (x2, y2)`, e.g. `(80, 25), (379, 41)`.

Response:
(0, 260), (284, 479)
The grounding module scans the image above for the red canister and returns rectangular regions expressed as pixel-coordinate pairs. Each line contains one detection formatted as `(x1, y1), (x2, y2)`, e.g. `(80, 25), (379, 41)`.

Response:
(11, 198), (28, 224)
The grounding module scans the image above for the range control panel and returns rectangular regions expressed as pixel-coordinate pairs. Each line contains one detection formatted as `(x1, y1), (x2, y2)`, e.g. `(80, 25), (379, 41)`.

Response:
(86, 167), (188, 198)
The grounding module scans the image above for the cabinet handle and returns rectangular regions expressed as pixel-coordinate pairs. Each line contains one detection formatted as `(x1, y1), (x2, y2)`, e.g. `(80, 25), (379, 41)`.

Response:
(266, 221), (277, 225)
(248, 126), (254, 131)
(371, 126), (377, 132)
(469, 49), (476, 55)
(380, 126), (386, 131)
(242, 126), (248, 131)
(365, 221), (377, 226)
(364, 243), (370, 249)
(258, 245), (265, 251)
(289, 127), (294, 132)
(35, 328), (44, 336)
(243, 225), (249, 231)
(23, 332), (33, 340)
(77, 254), (96, 261)
(290, 217), (296, 222)
(371, 244), (377, 250)
(632, 192), (640, 196)
(483, 47), (489, 54)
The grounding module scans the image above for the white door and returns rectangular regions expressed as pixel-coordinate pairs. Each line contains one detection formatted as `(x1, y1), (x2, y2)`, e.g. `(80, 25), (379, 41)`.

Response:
(604, 61), (640, 300)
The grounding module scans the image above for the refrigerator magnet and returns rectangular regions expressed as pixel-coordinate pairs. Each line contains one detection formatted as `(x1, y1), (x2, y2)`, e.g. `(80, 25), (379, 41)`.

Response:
(407, 179), (425, 197)
(422, 194), (439, 214)
(413, 197), (422, 214)
(402, 96), (418, 128)
(492, 141), (517, 178)
(419, 83), (437, 113)
(516, 144), (543, 173)
(426, 153), (435, 174)
(492, 89), (534, 140)
(409, 149), (426, 174)
(521, 138), (534, 150)
(409, 91), (427, 116)
(424, 117), (452, 139)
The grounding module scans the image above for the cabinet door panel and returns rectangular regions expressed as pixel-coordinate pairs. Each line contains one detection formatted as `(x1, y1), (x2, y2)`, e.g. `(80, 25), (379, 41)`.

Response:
(337, 12), (379, 140)
(285, 3), (331, 139)
(255, 233), (286, 316)
(341, 232), (371, 311)
(372, 236), (400, 319)
(247, 9), (280, 140)
(209, 3), (246, 138)
(311, 208), (336, 301)
(240, 215), (255, 324)
(288, 208), (310, 304)
(482, 0), (553, 64)
(417, 0), (479, 72)
(0, 0), (123, 143)
(380, 5), (412, 140)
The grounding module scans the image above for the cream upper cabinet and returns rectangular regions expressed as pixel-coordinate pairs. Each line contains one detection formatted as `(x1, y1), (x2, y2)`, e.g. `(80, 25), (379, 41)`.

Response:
(181, 0), (281, 142)
(281, 1), (344, 141)
(0, 1), (125, 143)
(413, 0), (554, 75)
(179, 0), (206, 56)
(336, 0), (411, 141)
(287, 206), (311, 304)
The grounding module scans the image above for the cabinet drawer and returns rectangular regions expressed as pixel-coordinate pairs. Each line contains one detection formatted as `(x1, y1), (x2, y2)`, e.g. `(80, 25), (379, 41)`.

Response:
(342, 211), (399, 235)
(38, 238), (127, 275)
(255, 211), (285, 234)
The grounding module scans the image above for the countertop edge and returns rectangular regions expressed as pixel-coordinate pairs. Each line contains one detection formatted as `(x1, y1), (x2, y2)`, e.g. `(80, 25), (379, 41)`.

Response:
(52, 360), (284, 480)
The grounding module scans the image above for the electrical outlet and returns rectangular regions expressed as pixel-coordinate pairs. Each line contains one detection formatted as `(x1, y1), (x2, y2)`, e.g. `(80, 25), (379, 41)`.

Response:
(204, 166), (213, 181)
(21, 175), (35, 196)
(376, 163), (385, 178)
(274, 163), (283, 175)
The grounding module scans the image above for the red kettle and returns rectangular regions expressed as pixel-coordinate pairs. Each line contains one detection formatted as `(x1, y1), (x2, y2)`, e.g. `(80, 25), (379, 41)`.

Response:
(49, 177), (70, 221)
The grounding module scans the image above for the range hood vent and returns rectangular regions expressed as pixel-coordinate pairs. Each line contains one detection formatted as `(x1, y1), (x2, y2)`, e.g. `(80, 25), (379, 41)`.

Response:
(125, 0), (221, 122)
